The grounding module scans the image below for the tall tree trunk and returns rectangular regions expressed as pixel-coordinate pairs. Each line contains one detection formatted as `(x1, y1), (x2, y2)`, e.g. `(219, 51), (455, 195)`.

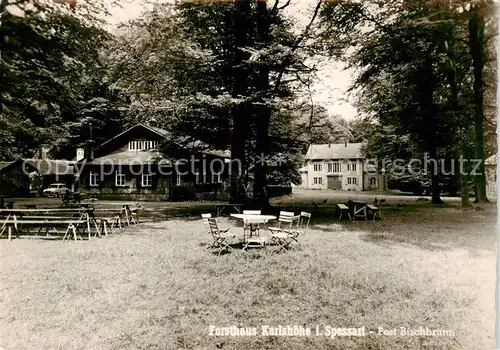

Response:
(230, 0), (252, 203)
(252, 0), (271, 208)
(417, 58), (443, 204)
(447, 25), (470, 208)
(469, 4), (488, 202)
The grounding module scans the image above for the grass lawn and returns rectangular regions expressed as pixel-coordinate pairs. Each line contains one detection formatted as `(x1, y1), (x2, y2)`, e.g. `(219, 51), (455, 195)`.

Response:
(0, 200), (496, 349)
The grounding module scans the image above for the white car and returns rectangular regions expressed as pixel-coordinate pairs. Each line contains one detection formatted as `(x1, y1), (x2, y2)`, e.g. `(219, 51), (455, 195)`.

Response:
(43, 183), (69, 197)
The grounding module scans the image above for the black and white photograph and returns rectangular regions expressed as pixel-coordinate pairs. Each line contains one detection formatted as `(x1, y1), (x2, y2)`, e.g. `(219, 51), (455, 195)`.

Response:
(0, 0), (498, 348)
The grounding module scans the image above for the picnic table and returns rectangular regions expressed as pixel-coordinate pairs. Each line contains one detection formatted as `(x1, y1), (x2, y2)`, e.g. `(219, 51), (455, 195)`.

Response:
(0, 207), (99, 241)
(0, 215), (88, 241)
(347, 200), (368, 221)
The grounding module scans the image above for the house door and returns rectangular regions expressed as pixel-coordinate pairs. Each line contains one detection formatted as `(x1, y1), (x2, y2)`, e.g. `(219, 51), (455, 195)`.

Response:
(327, 176), (342, 190)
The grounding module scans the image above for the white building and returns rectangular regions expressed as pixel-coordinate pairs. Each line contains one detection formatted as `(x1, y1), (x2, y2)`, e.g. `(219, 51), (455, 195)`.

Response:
(485, 154), (497, 202)
(298, 142), (386, 191)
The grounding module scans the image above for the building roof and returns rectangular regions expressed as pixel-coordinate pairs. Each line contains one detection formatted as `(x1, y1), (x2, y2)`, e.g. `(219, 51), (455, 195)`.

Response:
(305, 143), (364, 160)
(90, 150), (170, 165)
(485, 154), (497, 165)
(0, 160), (23, 175)
(97, 123), (170, 150)
(23, 159), (76, 175)
(97, 123), (230, 159)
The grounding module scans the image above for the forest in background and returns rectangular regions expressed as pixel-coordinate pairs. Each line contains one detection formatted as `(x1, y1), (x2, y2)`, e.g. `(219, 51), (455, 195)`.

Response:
(0, 0), (497, 206)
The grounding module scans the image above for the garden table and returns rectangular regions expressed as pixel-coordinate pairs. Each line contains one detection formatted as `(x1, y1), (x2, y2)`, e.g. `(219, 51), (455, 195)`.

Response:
(230, 214), (276, 250)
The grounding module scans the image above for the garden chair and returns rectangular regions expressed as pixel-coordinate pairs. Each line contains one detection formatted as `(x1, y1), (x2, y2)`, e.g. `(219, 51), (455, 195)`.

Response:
(268, 211), (299, 252)
(201, 214), (235, 255)
(284, 211), (311, 250)
(242, 210), (261, 239)
(268, 211), (297, 234)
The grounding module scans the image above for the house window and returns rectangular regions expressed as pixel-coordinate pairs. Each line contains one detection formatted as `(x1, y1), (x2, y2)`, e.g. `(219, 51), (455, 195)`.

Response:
(313, 164), (322, 172)
(328, 162), (340, 173)
(142, 173), (152, 187)
(352, 163), (357, 171)
(348, 177), (357, 185)
(347, 178), (351, 185)
(89, 172), (98, 187)
(313, 177), (323, 185)
(176, 173), (182, 185)
(115, 171), (126, 187)
(347, 164), (350, 172)
(128, 141), (158, 151)
(370, 177), (377, 186)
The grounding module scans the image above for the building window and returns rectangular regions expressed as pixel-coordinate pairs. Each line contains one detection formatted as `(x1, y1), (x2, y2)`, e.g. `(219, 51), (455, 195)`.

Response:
(313, 164), (322, 172)
(313, 177), (323, 185)
(115, 171), (126, 187)
(348, 177), (357, 185)
(328, 162), (340, 173)
(347, 178), (351, 185)
(128, 141), (158, 151)
(370, 177), (377, 186)
(142, 173), (152, 187)
(347, 163), (357, 171)
(176, 173), (182, 185)
(89, 172), (98, 187)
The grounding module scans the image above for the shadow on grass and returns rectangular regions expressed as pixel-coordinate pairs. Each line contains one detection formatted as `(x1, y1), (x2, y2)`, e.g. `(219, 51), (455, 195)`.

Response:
(132, 201), (495, 254)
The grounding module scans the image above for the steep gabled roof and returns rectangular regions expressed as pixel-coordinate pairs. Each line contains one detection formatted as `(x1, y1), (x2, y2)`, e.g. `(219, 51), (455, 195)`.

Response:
(0, 159), (23, 175)
(90, 150), (169, 165)
(95, 123), (230, 161)
(97, 123), (170, 149)
(305, 143), (364, 160)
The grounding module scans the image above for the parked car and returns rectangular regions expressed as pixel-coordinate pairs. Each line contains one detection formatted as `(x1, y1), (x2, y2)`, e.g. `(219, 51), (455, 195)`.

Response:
(42, 183), (69, 197)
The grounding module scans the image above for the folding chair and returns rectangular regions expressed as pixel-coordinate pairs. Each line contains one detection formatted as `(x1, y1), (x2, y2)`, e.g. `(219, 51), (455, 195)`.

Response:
(268, 211), (299, 252)
(279, 212), (311, 251)
(201, 214), (235, 255)
(242, 210), (261, 240)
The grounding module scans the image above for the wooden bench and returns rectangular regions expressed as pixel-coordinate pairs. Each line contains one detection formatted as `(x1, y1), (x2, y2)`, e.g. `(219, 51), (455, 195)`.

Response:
(215, 203), (244, 217)
(367, 204), (383, 220)
(337, 204), (352, 220)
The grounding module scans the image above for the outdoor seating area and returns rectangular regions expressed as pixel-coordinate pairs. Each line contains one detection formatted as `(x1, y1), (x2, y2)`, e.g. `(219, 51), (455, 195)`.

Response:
(0, 203), (143, 241)
(202, 209), (312, 254)
(337, 199), (383, 221)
